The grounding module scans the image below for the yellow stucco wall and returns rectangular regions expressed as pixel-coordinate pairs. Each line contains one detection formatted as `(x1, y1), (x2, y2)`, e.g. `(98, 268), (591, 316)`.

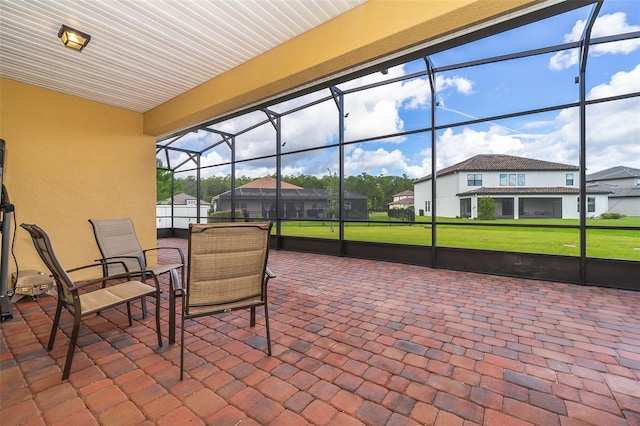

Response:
(0, 78), (157, 279)
(144, 0), (538, 137)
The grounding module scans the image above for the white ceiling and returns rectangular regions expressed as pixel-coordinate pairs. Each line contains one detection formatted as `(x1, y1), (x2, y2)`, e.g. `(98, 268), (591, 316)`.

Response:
(0, 0), (365, 113)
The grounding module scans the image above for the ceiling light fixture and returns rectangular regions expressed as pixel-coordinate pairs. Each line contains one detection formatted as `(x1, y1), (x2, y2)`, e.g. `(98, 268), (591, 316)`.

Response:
(57, 25), (91, 52)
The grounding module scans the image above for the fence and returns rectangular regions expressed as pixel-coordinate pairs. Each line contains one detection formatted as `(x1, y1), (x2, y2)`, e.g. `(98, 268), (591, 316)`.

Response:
(156, 205), (209, 229)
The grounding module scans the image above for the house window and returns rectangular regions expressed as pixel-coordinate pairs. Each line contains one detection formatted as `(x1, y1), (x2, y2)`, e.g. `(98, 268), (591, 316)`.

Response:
(566, 173), (574, 186)
(501, 173), (525, 186)
(186, 199), (196, 206)
(577, 197), (595, 213)
(425, 200), (431, 213)
(467, 174), (482, 186)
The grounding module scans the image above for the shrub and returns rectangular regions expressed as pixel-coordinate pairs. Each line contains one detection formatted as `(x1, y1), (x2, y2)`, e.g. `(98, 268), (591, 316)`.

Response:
(388, 208), (415, 221)
(599, 212), (625, 219)
(208, 209), (245, 222)
(478, 196), (497, 220)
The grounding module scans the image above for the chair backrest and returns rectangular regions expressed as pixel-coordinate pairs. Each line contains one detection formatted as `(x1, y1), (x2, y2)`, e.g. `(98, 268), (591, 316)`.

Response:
(89, 218), (145, 275)
(186, 222), (272, 312)
(20, 223), (76, 306)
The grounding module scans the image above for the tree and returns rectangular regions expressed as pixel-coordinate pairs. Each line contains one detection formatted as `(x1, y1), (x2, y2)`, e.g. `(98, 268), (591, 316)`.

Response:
(342, 173), (413, 211)
(283, 174), (323, 189)
(156, 159), (173, 202)
(345, 173), (383, 211)
(325, 170), (339, 231)
(181, 176), (197, 197)
(478, 196), (497, 220)
(158, 170), (416, 213)
(201, 175), (232, 201)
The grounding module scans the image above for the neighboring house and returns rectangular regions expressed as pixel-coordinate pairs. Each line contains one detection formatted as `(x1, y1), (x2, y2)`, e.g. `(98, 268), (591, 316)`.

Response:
(157, 193), (210, 229)
(586, 166), (640, 216)
(212, 176), (368, 220)
(413, 154), (610, 219)
(388, 190), (414, 210)
(158, 193), (211, 207)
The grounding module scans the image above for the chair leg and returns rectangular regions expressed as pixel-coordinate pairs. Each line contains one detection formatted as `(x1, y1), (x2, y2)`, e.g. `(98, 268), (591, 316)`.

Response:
(140, 270), (164, 319)
(155, 293), (162, 348)
(140, 297), (148, 319)
(62, 315), (82, 380)
(169, 268), (179, 345)
(47, 301), (63, 351)
(264, 304), (272, 356)
(180, 316), (185, 381)
(126, 302), (133, 326)
(250, 306), (256, 327)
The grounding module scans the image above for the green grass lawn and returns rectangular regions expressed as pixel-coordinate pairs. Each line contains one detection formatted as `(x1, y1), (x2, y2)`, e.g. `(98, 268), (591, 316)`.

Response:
(278, 214), (640, 261)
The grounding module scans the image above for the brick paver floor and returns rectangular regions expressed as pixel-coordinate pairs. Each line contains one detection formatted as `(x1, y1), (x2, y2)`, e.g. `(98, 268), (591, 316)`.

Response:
(1, 238), (639, 425)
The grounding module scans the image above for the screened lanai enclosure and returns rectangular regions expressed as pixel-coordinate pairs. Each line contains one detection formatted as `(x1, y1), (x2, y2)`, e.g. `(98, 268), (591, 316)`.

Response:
(157, 0), (640, 291)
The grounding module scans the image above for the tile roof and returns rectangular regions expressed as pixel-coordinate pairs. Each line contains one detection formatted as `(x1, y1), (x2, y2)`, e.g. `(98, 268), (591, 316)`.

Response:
(239, 176), (302, 189)
(388, 197), (414, 206)
(213, 176), (367, 200)
(588, 183), (640, 198)
(586, 166), (640, 181)
(215, 187), (367, 200)
(414, 154), (578, 183)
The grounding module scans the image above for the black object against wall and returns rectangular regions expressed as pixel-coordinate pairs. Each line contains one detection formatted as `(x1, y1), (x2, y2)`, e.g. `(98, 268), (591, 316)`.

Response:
(1, 139), (14, 321)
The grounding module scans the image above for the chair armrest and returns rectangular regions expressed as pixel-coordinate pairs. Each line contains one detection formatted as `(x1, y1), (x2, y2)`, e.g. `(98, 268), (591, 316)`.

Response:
(67, 262), (112, 274)
(265, 267), (276, 279)
(143, 246), (185, 264)
(68, 260), (129, 275)
(95, 255), (145, 270)
(66, 263), (108, 288)
(169, 268), (184, 295)
(263, 267), (276, 289)
(67, 261), (135, 288)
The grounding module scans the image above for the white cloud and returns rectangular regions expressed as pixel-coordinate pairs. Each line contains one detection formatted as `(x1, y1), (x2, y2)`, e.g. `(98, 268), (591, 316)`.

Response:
(423, 64), (640, 174)
(548, 49), (578, 71)
(173, 61), (479, 179)
(582, 66), (640, 171)
(436, 126), (527, 169)
(342, 67), (428, 141)
(345, 147), (404, 174)
(549, 12), (640, 70)
(404, 156), (433, 179)
(588, 63), (640, 97)
(437, 75), (475, 95)
(551, 64), (640, 171)
(344, 98), (405, 141)
(234, 165), (274, 179)
(343, 145), (433, 179)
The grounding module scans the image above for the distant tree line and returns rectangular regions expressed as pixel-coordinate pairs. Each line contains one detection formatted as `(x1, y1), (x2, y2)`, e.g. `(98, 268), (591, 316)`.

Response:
(158, 163), (413, 212)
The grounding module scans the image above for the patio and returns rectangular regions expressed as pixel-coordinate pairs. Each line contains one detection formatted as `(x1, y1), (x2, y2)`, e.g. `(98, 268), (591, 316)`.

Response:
(1, 238), (639, 425)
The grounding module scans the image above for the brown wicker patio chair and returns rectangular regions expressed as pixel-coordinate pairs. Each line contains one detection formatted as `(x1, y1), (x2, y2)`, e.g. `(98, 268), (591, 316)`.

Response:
(20, 223), (162, 380)
(179, 222), (274, 380)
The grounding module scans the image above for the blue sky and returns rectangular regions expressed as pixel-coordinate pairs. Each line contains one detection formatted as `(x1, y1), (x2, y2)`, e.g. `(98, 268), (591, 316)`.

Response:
(166, 0), (640, 180)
